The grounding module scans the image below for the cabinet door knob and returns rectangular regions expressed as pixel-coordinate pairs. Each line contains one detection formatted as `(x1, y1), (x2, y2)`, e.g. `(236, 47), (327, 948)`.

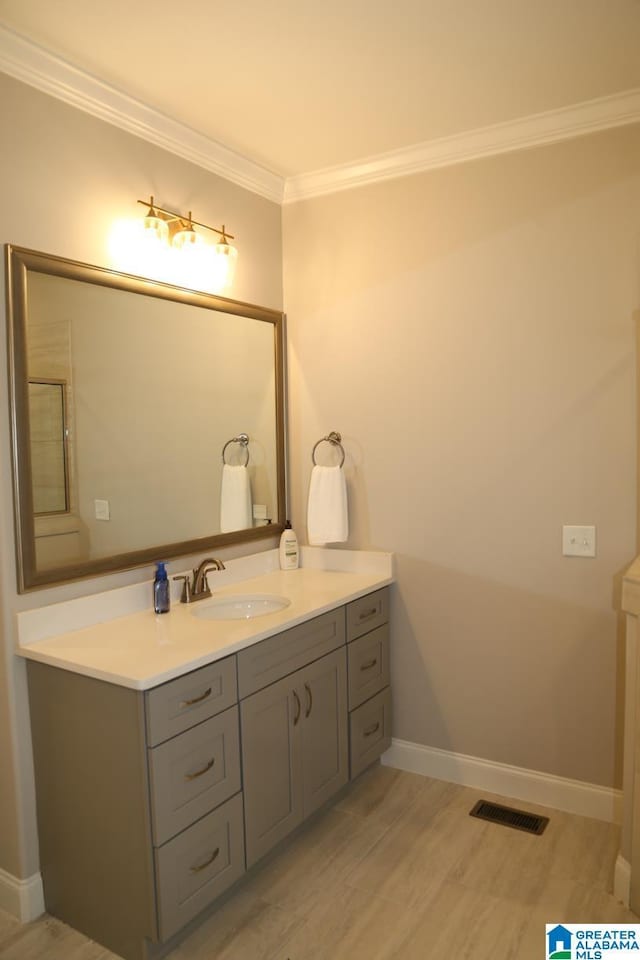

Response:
(360, 658), (378, 671)
(184, 757), (215, 781)
(190, 847), (220, 873)
(304, 682), (313, 718)
(180, 687), (212, 708)
(292, 689), (301, 726)
(364, 721), (380, 738)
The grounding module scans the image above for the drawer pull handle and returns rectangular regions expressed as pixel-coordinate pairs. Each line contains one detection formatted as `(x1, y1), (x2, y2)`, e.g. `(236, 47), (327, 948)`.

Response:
(360, 658), (378, 671)
(190, 847), (220, 873)
(184, 758), (215, 781)
(364, 721), (381, 737)
(359, 607), (377, 621)
(292, 689), (301, 726)
(180, 687), (212, 708)
(304, 682), (313, 718)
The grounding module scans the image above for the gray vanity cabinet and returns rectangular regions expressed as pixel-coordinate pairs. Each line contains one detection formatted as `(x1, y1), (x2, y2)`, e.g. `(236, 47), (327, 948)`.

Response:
(239, 670), (303, 865)
(26, 587), (389, 960)
(237, 607), (349, 868)
(27, 663), (156, 960)
(300, 649), (349, 816)
(241, 646), (348, 868)
(26, 655), (245, 960)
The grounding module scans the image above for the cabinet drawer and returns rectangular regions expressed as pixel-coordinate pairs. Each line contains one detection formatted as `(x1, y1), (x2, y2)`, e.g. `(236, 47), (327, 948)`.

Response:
(347, 624), (390, 710)
(237, 608), (345, 699)
(148, 705), (241, 846)
(146, 657), (237, 747)
(155, 792), (245, 942)
(346, 588), (389, 642)
(349, 687), (391, 779)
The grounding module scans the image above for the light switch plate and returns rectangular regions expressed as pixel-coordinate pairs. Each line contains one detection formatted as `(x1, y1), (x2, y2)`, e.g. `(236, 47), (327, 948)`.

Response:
(94, 499), (110, 521)
(562, 524), (596, 558)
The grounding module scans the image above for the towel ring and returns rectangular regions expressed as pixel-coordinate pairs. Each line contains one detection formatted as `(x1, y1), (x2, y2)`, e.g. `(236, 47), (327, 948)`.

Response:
(312, 431), (345, 468)
(222, 433), (249, 466)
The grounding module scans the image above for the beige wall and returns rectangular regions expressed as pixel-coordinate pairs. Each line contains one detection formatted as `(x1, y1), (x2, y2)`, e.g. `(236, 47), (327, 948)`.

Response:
(0, 72), (282, 880)
(284, 124), (640, 788)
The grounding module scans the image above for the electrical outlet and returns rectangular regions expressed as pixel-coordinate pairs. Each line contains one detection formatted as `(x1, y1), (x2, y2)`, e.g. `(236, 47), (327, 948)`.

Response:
(94, 499), (110, 521)
(562, 525), (596, 558)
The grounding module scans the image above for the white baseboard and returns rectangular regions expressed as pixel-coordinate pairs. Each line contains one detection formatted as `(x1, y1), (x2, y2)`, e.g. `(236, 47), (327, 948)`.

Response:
(614, 854), (632, 906)
(382, 738), (622, 824)
(0, 867), (44, 922)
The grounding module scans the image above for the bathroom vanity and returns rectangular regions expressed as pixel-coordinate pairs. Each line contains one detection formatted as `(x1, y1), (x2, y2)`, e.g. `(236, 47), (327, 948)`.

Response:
(19, 552), (392, 960)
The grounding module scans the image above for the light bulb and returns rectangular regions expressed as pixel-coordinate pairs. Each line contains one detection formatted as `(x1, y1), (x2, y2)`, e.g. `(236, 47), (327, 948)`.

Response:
(143, 198), (169, 243)
(213, 238), (238, 289)
(173, 219), (203, 250)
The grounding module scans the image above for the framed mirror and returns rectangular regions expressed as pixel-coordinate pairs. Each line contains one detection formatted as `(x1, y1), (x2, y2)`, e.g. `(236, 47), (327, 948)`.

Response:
(6, 245), (286, 591)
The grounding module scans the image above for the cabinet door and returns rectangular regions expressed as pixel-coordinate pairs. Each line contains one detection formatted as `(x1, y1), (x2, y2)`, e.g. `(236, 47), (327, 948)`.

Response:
(299, 647), (348, 818)
(240, 673), (303, 868)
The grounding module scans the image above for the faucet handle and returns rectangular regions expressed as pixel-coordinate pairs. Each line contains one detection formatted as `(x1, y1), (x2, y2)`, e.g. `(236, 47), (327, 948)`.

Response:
(199, 567), (219, 594)
(173, 574), (192, 604)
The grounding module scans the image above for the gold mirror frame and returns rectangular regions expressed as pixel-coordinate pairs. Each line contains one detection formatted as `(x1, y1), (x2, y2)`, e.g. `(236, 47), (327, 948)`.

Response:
(6, 245), (286, 592)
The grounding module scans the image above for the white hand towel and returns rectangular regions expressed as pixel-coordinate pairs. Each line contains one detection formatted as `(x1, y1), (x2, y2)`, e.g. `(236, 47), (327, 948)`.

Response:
(307, 465), (348, 546)
(220, 464), (253, 533)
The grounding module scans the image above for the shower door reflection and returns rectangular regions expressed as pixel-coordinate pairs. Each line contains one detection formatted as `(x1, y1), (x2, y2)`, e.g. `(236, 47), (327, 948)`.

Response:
(28, 379), (69, 515)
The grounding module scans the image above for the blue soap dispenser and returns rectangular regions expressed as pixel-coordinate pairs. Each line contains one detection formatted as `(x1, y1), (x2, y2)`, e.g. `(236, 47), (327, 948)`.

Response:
(153, 562), (170, 614)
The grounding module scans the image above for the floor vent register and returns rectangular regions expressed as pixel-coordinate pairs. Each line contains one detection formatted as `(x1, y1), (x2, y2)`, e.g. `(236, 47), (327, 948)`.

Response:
(469, 799), (549, 835)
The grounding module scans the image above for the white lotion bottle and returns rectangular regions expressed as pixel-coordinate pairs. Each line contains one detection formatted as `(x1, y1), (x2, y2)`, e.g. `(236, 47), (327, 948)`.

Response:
(279, 521), (299, 569)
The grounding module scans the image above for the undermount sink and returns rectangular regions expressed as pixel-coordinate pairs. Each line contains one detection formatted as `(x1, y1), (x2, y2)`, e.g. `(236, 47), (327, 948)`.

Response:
(191, 593), (291, 621)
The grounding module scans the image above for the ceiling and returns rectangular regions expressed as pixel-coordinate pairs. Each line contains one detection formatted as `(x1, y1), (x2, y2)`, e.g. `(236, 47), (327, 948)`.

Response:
(1, 0), (640, 185)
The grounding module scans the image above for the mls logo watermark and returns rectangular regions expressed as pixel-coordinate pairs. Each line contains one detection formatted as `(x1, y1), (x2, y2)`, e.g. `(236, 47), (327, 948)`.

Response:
(546, 924), (640, 959)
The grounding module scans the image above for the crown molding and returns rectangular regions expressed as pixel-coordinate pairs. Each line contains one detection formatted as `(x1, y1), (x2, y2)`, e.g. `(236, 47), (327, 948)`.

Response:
(0, 25), (285, 204)
(2, 24), (639, 207)
(283, 88), (640, 203)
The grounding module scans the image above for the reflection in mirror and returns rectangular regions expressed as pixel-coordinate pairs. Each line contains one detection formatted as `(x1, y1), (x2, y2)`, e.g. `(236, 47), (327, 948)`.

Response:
(28, 380), (69, 515)
(7, 246), (286, 591)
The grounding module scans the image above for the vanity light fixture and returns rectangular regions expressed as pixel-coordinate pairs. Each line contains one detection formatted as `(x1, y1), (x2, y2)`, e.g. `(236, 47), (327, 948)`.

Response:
(137, 196), (237, 287)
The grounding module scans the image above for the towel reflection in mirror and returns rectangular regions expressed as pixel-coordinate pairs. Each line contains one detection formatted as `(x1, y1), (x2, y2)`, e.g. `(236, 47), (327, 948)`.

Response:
(220, 434), (253, 533)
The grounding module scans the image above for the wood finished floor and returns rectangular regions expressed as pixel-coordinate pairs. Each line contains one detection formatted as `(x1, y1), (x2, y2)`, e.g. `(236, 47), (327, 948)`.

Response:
(0, 766), (636, 960)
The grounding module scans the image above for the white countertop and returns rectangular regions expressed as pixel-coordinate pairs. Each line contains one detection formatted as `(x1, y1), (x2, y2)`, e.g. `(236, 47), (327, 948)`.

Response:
(16, 549), (394, 690)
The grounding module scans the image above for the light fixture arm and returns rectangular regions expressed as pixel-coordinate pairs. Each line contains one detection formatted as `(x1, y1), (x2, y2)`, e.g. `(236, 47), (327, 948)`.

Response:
(137, 197), (235, 241)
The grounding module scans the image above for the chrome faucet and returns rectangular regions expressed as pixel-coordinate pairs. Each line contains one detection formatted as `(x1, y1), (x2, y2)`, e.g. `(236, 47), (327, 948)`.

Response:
(173, 557), (226, 603)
